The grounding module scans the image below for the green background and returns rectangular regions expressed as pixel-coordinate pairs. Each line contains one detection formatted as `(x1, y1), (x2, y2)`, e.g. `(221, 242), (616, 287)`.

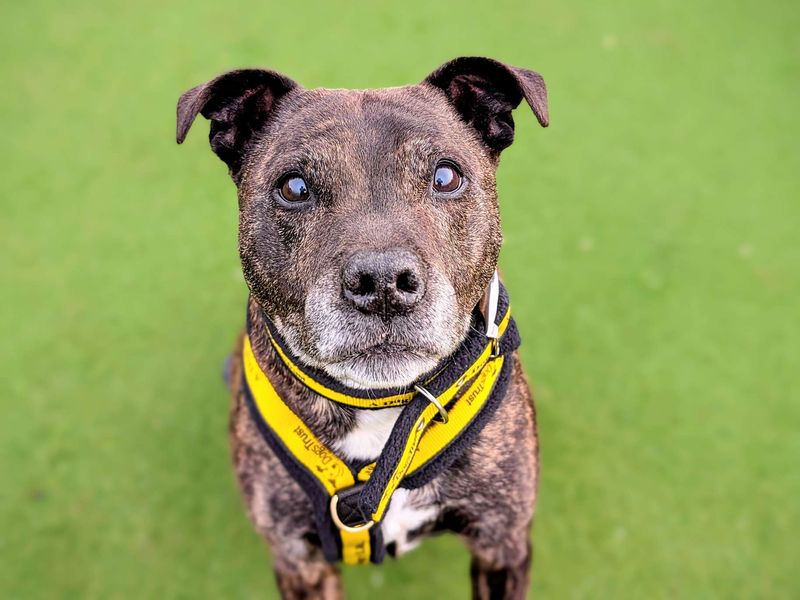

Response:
(2, 0), (798, 597)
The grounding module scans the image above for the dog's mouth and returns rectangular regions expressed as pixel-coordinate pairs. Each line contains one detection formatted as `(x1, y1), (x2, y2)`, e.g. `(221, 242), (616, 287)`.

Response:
(278, 269), (468, 389)
(274, 324), (445, 389)
(284, 318), (465, 389)
(321, 345), (443, 389)
(327, 340), (437, 366)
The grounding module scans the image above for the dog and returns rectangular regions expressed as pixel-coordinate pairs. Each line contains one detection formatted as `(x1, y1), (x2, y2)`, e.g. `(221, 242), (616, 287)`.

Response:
(176, 56), (548, 599)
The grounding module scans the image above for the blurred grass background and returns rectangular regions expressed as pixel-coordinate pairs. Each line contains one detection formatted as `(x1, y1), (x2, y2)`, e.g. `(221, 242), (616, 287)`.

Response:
(1, 0), (798, 597)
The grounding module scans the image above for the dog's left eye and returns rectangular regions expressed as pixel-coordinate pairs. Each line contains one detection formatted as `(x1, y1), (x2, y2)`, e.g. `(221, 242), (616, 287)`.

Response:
(432, 162), (463, 194)
(277, 174), (310, 204)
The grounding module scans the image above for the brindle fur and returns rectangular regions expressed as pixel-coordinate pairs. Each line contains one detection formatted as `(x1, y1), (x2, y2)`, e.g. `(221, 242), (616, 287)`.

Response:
(178, 57), (547, 599)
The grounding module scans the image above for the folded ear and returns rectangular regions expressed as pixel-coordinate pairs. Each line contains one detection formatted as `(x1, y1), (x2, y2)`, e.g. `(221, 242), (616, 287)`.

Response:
(424, 57), (548, 154)
(176, 69), (299, 177)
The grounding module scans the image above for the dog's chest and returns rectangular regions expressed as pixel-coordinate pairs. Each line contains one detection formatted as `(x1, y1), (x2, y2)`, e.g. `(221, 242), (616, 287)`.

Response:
(332, 408), (438, 555)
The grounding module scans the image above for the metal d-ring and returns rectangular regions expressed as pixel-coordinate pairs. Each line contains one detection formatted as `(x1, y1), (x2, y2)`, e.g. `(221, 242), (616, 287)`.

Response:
(414, 385), (449, 424)
(329, 494), (375, 533)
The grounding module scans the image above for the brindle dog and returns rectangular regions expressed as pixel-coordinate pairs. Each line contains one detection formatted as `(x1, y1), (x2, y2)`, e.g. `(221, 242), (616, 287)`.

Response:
(177, 56), (548, 599)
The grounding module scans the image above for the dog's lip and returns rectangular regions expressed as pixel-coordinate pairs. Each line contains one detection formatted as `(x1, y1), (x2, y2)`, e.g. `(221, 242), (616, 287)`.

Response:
(326, 342), (437, 366)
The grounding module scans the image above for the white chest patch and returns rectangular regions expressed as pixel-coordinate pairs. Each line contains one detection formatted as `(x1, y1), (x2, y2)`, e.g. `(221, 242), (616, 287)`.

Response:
(332, 407), (402, 462)
(379, 488), (438, 555)
(331, 407), (438, 555)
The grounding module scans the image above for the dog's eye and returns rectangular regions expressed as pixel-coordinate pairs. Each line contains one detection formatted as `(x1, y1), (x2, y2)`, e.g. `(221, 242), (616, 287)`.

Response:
(277, 174), (310, 203)
(432, 162), (463, 194)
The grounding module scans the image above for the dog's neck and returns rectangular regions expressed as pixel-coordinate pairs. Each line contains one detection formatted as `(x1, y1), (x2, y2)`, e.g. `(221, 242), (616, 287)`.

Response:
(248, 299), (434, 464)
(244, 270), (513, 467)
(246, 296), (485, 462)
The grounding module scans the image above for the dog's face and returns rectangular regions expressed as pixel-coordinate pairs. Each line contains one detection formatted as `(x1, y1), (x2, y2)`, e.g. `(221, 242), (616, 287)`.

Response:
(178, 57), (547, 388)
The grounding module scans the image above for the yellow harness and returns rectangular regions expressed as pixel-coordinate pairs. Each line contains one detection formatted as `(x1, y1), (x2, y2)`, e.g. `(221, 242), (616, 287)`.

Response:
(241, 277), (519, 565)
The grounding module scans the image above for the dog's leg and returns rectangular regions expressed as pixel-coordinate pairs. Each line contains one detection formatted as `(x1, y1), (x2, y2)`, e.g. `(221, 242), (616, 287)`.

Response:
(467, 529), (532, 600)
(273, 559), (343, 600)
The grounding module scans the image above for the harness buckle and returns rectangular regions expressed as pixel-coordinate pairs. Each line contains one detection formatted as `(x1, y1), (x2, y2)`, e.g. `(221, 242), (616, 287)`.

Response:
(414, 385), (449, 424)
(330, 488), (375, 533)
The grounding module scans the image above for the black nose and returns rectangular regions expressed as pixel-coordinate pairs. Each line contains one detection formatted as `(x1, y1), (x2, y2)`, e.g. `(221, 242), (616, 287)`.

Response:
(342, 248), (427, 319)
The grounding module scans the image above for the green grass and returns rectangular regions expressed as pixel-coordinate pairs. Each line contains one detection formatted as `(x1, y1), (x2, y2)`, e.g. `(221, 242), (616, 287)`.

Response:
(1, 0), (798, 597)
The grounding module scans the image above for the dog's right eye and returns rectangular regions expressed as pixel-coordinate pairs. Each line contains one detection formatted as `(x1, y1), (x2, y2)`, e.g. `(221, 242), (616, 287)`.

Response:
(277, 174), (310, 204)
(432, 161), (464, 195)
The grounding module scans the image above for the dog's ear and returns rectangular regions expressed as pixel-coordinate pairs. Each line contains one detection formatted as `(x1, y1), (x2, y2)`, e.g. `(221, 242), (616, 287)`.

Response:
(176, 69), (299, 177)
(424, 57), (548, 154)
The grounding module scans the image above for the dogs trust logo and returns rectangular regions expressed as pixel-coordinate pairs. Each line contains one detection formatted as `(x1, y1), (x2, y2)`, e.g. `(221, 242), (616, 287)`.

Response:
(293, 425), (337, 466)
(293, 425), (347, 488)
(464, 360), (498, 406)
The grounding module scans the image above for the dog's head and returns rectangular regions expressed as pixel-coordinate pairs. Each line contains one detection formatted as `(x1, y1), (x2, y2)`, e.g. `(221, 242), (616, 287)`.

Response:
(177, 57), (547, 389)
